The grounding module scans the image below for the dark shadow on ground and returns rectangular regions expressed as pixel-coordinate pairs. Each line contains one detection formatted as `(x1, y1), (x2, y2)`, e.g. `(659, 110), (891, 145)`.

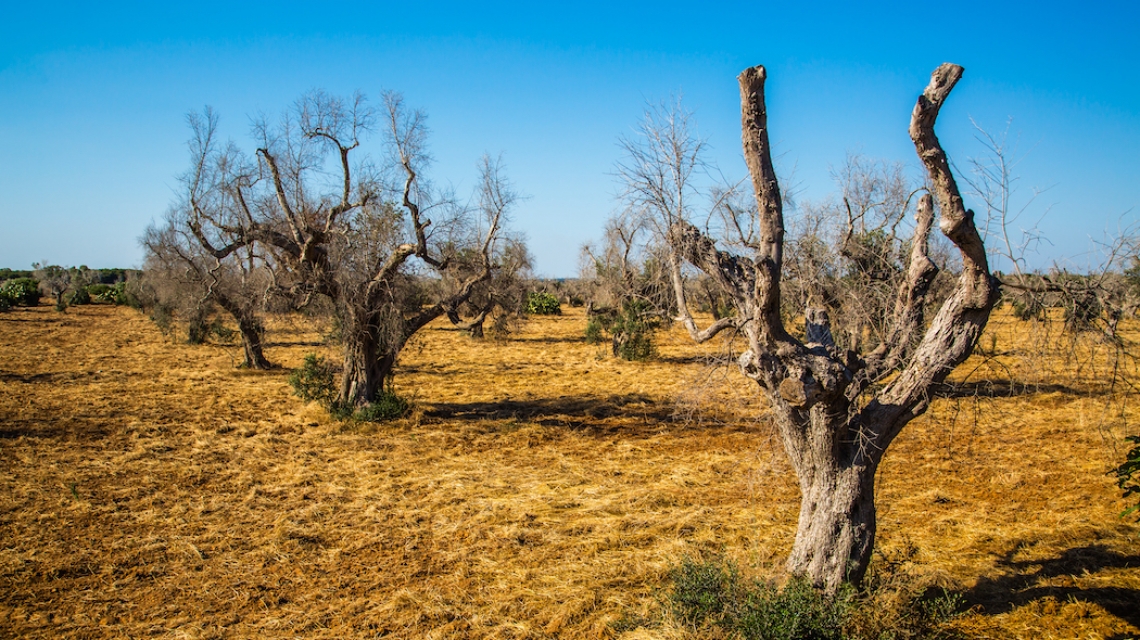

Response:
(425, 393), (679, 431)
(934, 380), (1084, 399)
(509, 335), (588, 345)
(961, 544), (1140, 629)
(0, 417), (112, 440)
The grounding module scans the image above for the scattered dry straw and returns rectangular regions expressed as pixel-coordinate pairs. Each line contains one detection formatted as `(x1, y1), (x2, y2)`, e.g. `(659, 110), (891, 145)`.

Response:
(1, 304), (1137, 638)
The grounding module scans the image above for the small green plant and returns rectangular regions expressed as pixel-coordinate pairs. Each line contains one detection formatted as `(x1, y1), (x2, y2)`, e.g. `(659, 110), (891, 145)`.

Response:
(667, 555), (737, 628)
(0, 278), (41, 307)
(353, 387), (409, 422)
(288, 353), (408, 422)
(525, 292), (561, 315)
(611, 299), (660, 361)
(658, 555), (963, 640)
(288, 354), (339, 409)
(584, 317), (605, 344)
(1110, 434), (1140, 524)
(68, 286), (91, 306)
(86, 283), (114, 302)
(667, 555), (851, 640)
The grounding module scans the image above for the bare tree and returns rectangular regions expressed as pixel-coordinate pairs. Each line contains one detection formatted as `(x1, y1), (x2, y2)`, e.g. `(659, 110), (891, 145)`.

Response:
(646, 64), (998, 591)
(169, 91), (513, 410)
(141, 215), (275, 369)
(142, 108), (276, 368)
(580, 209), (675, 358)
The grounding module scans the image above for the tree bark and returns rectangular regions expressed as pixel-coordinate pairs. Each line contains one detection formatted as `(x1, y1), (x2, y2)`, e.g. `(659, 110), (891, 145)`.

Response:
(236, 315), (273, 370)
(339, 317), (396, 409)
(786, 458), (877, 587)
(665, 63), (996, 593)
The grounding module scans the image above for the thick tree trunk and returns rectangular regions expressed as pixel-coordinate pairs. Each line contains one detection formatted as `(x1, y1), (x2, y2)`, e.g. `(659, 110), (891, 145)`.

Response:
(237, 315), (273, 370)
(339, 323), (397, 409)
(785, 453), (878, 590)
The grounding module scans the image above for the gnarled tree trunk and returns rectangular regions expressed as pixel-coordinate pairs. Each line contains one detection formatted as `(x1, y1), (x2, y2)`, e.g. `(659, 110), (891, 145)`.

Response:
(666, 63), (998, 592)
(236, 315), (272, 370)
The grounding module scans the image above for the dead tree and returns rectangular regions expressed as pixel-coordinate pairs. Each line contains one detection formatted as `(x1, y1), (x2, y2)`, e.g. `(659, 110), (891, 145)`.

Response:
(663, 64), (998, 591)
(143, 108), (276, 369)
(172, 92), (511, 410)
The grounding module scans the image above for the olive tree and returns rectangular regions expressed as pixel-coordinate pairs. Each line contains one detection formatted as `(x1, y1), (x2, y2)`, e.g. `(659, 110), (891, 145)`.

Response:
(142, 108), (275, 368)
(171, 91), (512, 410)
(639, 64), (998, 591)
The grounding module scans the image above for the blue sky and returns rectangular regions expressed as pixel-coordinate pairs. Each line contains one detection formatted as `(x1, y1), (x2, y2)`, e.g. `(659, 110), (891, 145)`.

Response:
(1, 1), (1137, 277)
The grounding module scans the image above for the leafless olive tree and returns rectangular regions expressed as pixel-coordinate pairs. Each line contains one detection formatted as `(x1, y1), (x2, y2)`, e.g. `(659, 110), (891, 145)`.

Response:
(167, 91), (513, 410)
(142, 108), (275, 368)
(636, 64), (998, 591)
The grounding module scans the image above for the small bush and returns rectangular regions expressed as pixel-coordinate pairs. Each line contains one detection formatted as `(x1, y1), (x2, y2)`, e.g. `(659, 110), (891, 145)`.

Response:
(86, 283), (113, 302)
(114, 281), (143, 309)
(525, 292), (561, 315)
(584, 317), (605, 344)
(1110, 434), (1140, 525)
(667, 556), (851, 640)
(353, 388), (409, 422)
(611, 299), (660, 361)
(0, 278), (41, 307)
(288, 354), (339, 409)
(661, 555), (963, 640)
(667, 555), (737, 628)
(68, 286), (91, 306)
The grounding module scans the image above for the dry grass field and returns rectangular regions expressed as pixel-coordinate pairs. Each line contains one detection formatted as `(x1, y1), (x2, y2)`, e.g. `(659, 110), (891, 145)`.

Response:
(2, 303), (1139, 638)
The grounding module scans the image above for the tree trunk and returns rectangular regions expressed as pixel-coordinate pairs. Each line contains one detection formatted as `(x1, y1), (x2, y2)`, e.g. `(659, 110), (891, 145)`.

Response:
(237, 315), (273, 370)
(339, 323), (397, 409)
(785, 452), (878, 590)
(665, 62), (995, 596)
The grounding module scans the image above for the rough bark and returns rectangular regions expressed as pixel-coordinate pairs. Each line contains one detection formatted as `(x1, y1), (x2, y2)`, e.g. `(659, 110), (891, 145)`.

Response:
(236, 315), (272, 370)
(340, 324), (395, 408)
(665, 63), (997, 592)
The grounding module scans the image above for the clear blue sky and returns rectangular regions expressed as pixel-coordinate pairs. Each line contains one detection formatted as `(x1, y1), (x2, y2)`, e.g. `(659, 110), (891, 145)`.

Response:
(2, 1), (1137, 277)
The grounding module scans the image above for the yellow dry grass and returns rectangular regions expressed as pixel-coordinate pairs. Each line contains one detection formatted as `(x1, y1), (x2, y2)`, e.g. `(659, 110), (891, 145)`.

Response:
(1, 304), (1138, 639)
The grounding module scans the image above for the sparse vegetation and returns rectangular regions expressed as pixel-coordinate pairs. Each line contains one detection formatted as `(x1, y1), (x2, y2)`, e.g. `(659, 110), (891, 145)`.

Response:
(1, 304), (1139, 637)
(1111, 434), (1140, 525)
(0, 277), (40, 308)
(287, 353), (340, 409)
(525, 291), (562, 315)
(662, 555), (963, 640)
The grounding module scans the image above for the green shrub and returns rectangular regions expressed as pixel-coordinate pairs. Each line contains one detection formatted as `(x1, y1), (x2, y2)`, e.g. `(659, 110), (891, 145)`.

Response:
(667, 556), (851, 640)
(611, 299), (660, 361)
(0, 278), (41, 307)
(584, 317), (605, 344)
(1110, 435), (1140, 525)
(525, 292), (561, 315)
(667, 554), (737, 628)
(288, 354), (339, 408)
(660, 555), (963, 640)
(68, 286), (91, 306)
(288, 353), (408, 422)
(86, 283), (113, 302)
(112, 281), (142, 308)
(353, 388), (409, 422)
(0, 296), (10, 312)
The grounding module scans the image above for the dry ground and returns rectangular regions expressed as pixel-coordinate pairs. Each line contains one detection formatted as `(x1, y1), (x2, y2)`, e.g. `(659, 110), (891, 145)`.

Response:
(1, 303), (1138, 639)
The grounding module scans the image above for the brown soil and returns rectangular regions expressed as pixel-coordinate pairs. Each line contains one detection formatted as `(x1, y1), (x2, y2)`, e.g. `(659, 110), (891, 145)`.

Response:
(1, 304), (1138, 638)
